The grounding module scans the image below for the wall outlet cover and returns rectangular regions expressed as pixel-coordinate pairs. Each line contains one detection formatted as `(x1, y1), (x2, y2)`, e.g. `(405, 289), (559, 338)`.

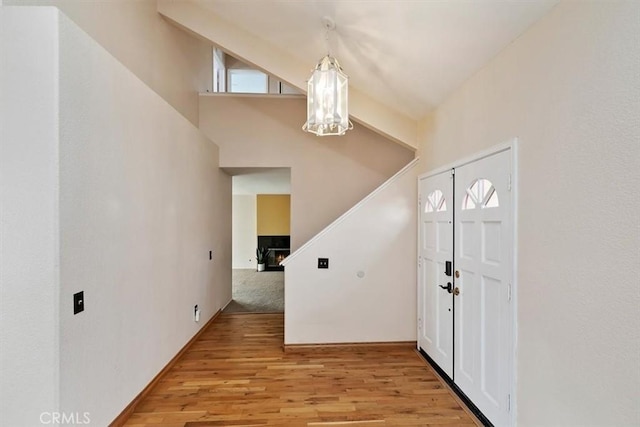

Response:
(318, 258), (329, 269)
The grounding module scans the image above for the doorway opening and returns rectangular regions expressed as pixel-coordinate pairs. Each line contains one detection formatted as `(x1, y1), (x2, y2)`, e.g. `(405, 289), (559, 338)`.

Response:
(224, 167), (291, 313)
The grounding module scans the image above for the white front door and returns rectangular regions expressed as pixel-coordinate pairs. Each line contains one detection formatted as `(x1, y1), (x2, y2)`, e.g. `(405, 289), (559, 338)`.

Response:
(418, 170), (454, 378)
(454, 150), (512, 426)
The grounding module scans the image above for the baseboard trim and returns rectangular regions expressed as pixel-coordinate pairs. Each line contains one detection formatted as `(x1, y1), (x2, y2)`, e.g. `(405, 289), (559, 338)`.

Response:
(109, 309), (222, 427)
(221, 298), (232, 312)
(284, 341), (416, 353)
(224, 311), (284, 315)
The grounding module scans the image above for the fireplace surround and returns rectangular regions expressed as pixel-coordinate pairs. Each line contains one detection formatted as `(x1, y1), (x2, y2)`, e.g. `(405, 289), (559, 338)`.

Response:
(257, 235), (290, 271)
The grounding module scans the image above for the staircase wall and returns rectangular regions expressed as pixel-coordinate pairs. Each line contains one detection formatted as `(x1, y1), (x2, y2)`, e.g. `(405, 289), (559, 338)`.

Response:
(282, 160), (419, 345)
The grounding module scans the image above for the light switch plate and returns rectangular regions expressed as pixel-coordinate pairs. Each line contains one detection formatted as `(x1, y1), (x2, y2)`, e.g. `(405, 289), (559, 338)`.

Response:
(73, 291), (84, 315)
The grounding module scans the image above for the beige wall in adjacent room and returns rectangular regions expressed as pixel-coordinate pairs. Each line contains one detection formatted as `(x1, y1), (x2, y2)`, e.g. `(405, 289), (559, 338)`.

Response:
(417, 1), (640, 425)
(257, 194), (290, 236)
(199, 95), (415, 249)
(5, 0), (212, 125)
(232, 194), (257, 269)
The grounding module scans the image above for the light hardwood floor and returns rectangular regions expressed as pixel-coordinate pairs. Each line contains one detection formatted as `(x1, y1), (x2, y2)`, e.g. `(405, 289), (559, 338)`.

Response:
(123, 313), (479, 427)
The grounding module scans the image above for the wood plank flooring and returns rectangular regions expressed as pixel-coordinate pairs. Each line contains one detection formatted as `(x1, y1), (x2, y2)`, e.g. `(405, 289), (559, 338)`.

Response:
(123, 313), (478, 427)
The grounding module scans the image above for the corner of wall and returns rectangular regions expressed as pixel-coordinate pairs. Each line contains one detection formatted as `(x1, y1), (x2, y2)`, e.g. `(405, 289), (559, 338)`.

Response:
(1, 6), (62, 424)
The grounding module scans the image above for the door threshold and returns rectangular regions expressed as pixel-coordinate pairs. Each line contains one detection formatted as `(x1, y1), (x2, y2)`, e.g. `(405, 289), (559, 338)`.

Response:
(418, 348), (493, 427)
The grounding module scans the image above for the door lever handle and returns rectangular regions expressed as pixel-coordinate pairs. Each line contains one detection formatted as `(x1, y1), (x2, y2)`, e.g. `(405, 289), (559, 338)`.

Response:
(439, 282), (453, 293)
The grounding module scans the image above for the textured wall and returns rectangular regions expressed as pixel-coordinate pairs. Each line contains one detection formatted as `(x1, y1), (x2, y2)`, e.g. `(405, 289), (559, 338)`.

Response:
(199, 95), (415, 250)
(5, 0), (212, 125)
(0, 7), (61, 426)
(283, 161), (418, 344)
(418, 1), (640, 425)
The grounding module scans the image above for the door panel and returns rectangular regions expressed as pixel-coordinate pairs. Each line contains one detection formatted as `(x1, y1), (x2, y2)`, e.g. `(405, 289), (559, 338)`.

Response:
(454, 150), (512, 427)
(418, 170), (453, 378)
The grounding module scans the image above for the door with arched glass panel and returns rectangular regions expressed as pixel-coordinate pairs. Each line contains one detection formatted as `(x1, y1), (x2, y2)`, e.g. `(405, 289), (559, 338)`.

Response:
(418, 148), (514, 426)
(418, 170), (454, 378)
(454, 150), (512, 427)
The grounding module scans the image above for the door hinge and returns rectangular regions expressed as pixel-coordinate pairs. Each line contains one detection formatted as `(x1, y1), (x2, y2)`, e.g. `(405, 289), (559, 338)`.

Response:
(507, 394), (511, 412)
(507, 174), (512, 191)
(418, 318), (422, 329)
(450, 168), (455, 178)
(508, 282), (512, 301)
(418, 255), (422, 268)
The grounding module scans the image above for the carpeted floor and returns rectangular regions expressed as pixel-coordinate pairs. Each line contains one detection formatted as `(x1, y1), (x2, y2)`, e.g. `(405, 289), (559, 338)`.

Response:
(224, 269), (284, 313)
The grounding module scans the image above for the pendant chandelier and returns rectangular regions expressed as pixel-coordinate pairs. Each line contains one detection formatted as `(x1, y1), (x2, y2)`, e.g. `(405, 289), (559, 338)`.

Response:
(302, 17), (353, 136)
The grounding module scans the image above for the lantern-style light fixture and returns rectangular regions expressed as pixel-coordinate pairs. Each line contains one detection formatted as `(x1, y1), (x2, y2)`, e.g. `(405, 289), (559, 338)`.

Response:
(302, 17), (353, 136)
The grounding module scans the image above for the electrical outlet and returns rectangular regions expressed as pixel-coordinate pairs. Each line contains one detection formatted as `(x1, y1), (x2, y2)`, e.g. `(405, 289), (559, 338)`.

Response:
(318, 258), (329, 269)
(73, 291), (84, 315)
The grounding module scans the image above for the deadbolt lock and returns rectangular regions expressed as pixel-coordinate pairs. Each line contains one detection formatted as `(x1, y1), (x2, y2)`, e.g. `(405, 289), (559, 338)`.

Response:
(455, 270), (460, 278)
(453, 287), (460, 296)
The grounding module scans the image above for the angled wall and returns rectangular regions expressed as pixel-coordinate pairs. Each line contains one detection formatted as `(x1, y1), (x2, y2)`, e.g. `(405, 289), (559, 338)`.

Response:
(418, 1), (640, 425)
(282, 160), (418, 344)
(199, 95), (415, 250)
(6, 0), (213, 126)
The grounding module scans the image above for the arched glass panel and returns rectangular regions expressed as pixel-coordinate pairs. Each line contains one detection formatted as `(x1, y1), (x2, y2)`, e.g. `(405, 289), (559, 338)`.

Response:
(462, 178), (499, 210)
(425, 189), (447, 213)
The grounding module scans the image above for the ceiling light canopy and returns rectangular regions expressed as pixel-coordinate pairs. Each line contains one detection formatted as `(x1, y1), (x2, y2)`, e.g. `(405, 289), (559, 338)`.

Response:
(302, 17), (353, 136)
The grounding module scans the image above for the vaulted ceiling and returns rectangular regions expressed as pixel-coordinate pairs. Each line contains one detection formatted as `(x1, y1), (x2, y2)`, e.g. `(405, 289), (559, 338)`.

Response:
(159, 0), (558, 148)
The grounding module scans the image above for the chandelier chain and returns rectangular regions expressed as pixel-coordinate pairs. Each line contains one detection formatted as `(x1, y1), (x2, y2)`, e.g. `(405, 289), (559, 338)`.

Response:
(322, 16), (335, 57)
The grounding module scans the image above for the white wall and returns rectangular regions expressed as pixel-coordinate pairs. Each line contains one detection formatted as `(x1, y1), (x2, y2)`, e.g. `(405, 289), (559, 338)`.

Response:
(1, 8), (231, 425)
(0, 7), (60, 425)
(199, 95), (415, 250)
(232, 194), (256, 269)
(5, 0), (212, 126)
(56, 13), (231, 425)
(283, 161), (418, 344)
(418, 1), (640, 425)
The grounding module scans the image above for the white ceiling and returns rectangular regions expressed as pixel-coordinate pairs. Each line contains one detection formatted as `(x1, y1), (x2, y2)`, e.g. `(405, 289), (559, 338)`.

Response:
(225, 167), (291, 195)
(196, 0), (558, 119)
